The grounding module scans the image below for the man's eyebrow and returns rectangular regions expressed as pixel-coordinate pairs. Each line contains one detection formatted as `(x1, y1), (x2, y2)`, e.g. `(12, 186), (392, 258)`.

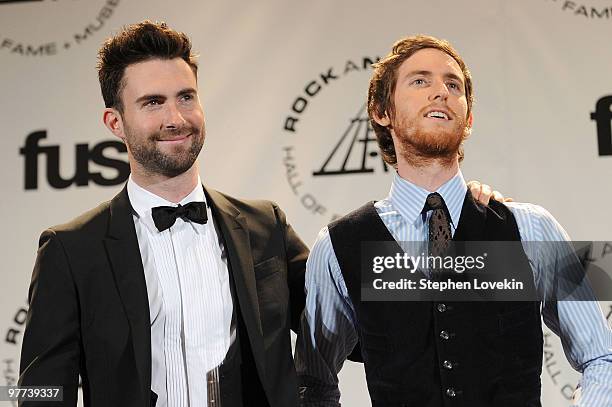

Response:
(444, 72), (464, 84)
(403, 70), (464, 84)
(177, 87), (197, 96)
(403, 70), (432, 79)
(133, 88), (197, 104)
(134, 93), (166, 104)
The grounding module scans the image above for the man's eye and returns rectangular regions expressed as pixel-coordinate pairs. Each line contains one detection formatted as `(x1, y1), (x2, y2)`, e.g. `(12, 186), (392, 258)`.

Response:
(145, 99), (161, 106)
(180, 94), (194, 102)
(448, 82), (462, 91)
(412, 78), (426, 85)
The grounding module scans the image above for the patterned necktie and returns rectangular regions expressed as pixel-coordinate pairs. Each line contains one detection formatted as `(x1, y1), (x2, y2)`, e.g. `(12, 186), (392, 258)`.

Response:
(151, 201), (208, 232)
(422, 192), (452, 257)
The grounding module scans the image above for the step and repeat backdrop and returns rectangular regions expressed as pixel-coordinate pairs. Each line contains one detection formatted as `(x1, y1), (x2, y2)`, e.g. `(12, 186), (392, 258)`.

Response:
(1, 0), (611, 405)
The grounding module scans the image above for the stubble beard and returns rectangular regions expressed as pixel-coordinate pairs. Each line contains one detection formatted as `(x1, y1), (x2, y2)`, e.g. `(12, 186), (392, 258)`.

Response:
(124, 124), (205, 178)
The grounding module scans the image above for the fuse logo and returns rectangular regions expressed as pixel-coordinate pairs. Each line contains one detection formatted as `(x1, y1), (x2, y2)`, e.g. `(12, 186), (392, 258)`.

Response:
(591, 96), (612, 156)
(19, 130), (129, 190)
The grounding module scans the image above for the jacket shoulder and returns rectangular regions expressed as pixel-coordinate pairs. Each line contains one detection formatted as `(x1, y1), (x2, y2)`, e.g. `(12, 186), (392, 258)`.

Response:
(209, 189), (280, 220)
(43, 199), (113, 244)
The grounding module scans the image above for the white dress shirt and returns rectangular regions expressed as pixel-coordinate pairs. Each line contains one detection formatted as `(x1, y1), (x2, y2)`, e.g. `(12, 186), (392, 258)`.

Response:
(127, 176), (233, 407)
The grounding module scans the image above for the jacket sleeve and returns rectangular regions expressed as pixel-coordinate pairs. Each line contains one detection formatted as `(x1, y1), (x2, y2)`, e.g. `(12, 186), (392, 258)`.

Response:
(19, 230), (80, 406)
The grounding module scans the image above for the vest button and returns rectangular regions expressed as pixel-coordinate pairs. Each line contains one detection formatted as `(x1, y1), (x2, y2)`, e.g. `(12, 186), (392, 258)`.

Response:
(443, 360), (454, 370)
(437, 303), (447, 312)
(439, 330), (450, 340)
(446, 388), (457, 398)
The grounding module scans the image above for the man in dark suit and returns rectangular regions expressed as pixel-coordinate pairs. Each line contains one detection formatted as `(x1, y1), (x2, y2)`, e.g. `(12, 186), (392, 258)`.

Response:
(19, 21), (308, 407)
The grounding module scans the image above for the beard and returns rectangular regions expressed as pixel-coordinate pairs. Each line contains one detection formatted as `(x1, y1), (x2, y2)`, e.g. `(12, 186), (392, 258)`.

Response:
(124, 123), (205, 178)
(393, 107), (469, 167)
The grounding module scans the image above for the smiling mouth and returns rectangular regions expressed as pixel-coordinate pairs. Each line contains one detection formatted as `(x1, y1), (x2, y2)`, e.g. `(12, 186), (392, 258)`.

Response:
(424, 110), (451, 120)
(157, 133), (192, 143)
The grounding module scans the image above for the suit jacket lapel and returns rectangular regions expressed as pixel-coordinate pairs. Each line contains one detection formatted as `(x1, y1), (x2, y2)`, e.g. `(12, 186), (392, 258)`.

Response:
(205, 188), (267, 379)
(103, 186), (151, 397)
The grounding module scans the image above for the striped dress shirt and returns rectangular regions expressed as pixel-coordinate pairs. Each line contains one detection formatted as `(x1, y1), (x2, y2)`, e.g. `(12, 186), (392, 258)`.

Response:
(128, 176), (233, 407)
(296, 171), (612, 407)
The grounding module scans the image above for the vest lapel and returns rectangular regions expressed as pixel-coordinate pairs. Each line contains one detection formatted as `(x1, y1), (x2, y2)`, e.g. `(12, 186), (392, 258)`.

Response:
(453, 190), (487, 241)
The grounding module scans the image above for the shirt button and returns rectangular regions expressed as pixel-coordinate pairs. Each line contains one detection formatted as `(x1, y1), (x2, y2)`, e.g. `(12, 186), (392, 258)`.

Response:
(437, 303), (447, 313)
(439, 330), (450, 340)
(443, 360), (454, 370)
(446, 388), (457, 398)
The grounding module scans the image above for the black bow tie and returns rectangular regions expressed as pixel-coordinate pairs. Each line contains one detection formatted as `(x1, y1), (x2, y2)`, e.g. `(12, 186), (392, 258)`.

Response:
(151, 201), (208, 232)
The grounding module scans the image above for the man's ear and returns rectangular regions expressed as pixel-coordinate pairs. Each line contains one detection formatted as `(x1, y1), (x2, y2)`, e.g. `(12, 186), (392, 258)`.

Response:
(373, 110), (391, 127)
(464, 112), (474, 137)
(103, 108), (125, 141)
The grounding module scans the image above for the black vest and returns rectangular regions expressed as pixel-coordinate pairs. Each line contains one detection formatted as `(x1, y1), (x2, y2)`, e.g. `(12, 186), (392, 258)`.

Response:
(329, 192), (543, 407)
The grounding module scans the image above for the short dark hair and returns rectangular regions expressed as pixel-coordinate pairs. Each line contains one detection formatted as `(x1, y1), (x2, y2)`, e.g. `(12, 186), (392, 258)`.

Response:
(367, 35), (473, 167)
(97, 20), (198, 112)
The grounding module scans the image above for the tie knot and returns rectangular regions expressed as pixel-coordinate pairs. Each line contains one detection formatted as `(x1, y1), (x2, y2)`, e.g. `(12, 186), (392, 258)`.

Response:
(423, 192), (445, 212)
(174, 203), (191, 217)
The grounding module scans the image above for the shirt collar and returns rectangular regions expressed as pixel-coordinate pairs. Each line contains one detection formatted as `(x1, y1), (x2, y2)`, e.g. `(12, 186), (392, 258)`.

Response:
(127, 175), (207, 234)
(388, 170), (467, 228)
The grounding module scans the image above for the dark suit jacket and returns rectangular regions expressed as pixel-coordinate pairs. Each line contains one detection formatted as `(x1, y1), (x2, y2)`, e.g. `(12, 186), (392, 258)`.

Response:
(18, 186), (308, 407)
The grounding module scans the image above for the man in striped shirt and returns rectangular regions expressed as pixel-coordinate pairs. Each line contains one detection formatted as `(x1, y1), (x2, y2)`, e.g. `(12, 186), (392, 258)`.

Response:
(296, 35), (612, 407)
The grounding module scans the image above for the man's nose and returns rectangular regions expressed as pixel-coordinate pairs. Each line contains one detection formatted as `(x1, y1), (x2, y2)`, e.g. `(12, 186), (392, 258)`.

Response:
(428, 80), (449, 102)
(164, 103), (187, 129)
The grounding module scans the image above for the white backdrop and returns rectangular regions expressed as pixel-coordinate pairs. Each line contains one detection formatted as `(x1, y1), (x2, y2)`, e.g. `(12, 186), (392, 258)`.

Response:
(1, 0), (611, 405)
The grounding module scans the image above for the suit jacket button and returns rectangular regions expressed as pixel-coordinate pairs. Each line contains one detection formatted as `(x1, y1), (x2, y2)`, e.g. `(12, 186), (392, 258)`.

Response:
(439, 330), (450, 340)
(446, 388), (457, 397)
(437, 303), (447, 313)
(443, 360), (454, 370)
